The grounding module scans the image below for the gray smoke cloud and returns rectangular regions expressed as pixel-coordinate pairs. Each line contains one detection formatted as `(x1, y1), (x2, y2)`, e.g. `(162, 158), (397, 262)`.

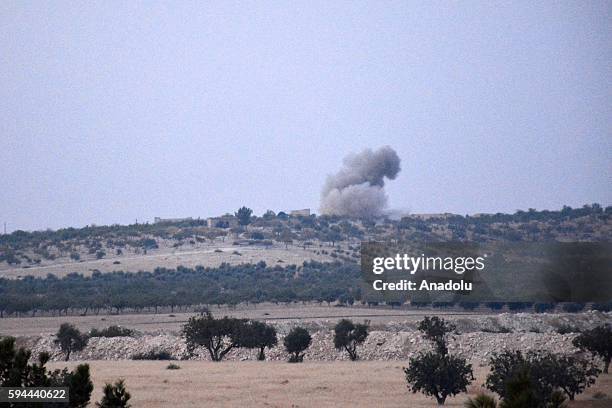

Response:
(320, 146), (401, 218)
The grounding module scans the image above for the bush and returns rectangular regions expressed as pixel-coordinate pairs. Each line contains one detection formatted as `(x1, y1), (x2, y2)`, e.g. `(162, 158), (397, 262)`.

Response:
(166, 363), (181, 370)
(284, 327), (312, 363)
(0, 337), (93, 407)
(556, 324), (580, 335)
(486, 302), (505, 311)
(464, 393), (497, 408)
(90, 325), (134, 338)
(561, 303), (585, 313)
(96, 379), (131, 408)
(131, 350), (174, 360)
(507, 302), (532, 312)
(486, 350), (599, 403)
(534, 303), (555, 313)
(333, 319), (368, 361)
(591, 302), (612, 312)
(459, 302), (480, 311)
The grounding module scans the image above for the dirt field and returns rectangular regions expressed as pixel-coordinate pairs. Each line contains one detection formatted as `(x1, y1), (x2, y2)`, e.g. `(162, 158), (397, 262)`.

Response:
(47, 360), (611, 408)
(0, 305), (469, 336)
(0, 243), (339, 279)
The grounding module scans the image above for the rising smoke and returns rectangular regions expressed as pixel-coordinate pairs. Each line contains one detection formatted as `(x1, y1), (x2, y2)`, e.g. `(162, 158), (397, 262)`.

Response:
(320, 146), (401, 218)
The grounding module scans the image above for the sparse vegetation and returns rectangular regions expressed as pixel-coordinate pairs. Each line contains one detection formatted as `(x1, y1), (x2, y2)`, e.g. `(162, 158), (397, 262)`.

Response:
(90, 325), (134, 338)
(131, 350), (175, 360)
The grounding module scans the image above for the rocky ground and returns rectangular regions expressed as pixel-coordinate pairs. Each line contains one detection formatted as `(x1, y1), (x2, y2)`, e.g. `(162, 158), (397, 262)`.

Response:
(19, 311), (610, 365)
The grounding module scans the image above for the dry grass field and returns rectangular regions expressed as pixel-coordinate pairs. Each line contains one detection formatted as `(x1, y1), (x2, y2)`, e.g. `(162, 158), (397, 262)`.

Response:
(0, 244), (338, 279)
(47, 360), (611, 408)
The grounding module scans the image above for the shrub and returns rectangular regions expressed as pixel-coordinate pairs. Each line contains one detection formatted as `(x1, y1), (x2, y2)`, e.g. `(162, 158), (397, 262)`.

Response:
(573, 325), (612, 373)
(556, 324), (580, 335)
(459, 302), (480, 311)
(166, 363), (180, 370)
(0, 337), (93, 407)
(507, 302), (532, 312)
(96, 379), (131, 408)
(486, 350), (599, 403)
(90, 325), (134, 338)
(534, 303), (555, 313)
(333, 319), (368, 361)
(591, 302), (612, 312)
(464, 393), (497, 408)
(284, 327), (311, 363)
(131, 350), (174, 360)
(55, 323), (88, 361)
(561, 303), (585, 313)
(486, 302), (505, 311)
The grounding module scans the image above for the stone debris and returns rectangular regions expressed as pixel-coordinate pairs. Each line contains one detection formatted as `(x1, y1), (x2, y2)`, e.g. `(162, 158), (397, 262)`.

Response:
(22, 312), (610, 364)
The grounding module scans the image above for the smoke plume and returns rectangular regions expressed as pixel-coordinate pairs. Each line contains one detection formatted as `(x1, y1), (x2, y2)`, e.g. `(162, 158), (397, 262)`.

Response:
(320, 146), (401, 218)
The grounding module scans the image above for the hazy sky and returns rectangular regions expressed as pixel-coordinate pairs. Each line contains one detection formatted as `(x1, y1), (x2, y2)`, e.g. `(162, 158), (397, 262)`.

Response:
(1, 1), (611, 232)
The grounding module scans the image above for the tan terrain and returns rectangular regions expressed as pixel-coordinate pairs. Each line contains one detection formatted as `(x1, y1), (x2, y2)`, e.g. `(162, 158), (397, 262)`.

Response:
(47, 360), (611, 408)
(0, 242), (342, 279)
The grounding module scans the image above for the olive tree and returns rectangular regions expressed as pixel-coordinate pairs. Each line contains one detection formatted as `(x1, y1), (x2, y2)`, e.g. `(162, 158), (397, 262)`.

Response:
(404, 317), (473, 405)
(182, 312), (246, 362)
(284, 327), (311, 363)
(404, 351), (474, 405)
(573, 325), (612, 373)
(238, 320), (278, 361)
(333, 319), (368, 361)
(55, 323), (89, 361)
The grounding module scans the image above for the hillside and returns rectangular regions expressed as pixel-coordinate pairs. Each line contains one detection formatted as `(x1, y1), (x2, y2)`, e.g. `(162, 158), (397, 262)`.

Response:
(1, 204), (609, 280)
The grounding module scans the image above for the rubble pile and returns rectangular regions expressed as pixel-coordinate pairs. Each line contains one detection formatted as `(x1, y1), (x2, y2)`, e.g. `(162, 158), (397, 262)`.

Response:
(23, 312), (609, 364)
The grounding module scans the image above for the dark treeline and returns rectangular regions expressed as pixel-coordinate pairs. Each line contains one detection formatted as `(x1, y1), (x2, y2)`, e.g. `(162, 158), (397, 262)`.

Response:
(0, 261), (361, 316)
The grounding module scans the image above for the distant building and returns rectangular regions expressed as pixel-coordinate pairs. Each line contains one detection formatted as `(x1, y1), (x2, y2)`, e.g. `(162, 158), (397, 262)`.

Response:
(207, 214), (238, 228)
(409, 213), (457, 220)
(154, 217), (193, 224)
(290, 209), (311, 217)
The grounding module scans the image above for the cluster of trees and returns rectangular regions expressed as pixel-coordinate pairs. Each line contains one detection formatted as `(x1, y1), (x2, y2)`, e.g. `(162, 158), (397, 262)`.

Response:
(0, 336), (131, 408)
(0, 261), (360, 316)
(181, 313), (369, 363)
(404, 318), (611, 406)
